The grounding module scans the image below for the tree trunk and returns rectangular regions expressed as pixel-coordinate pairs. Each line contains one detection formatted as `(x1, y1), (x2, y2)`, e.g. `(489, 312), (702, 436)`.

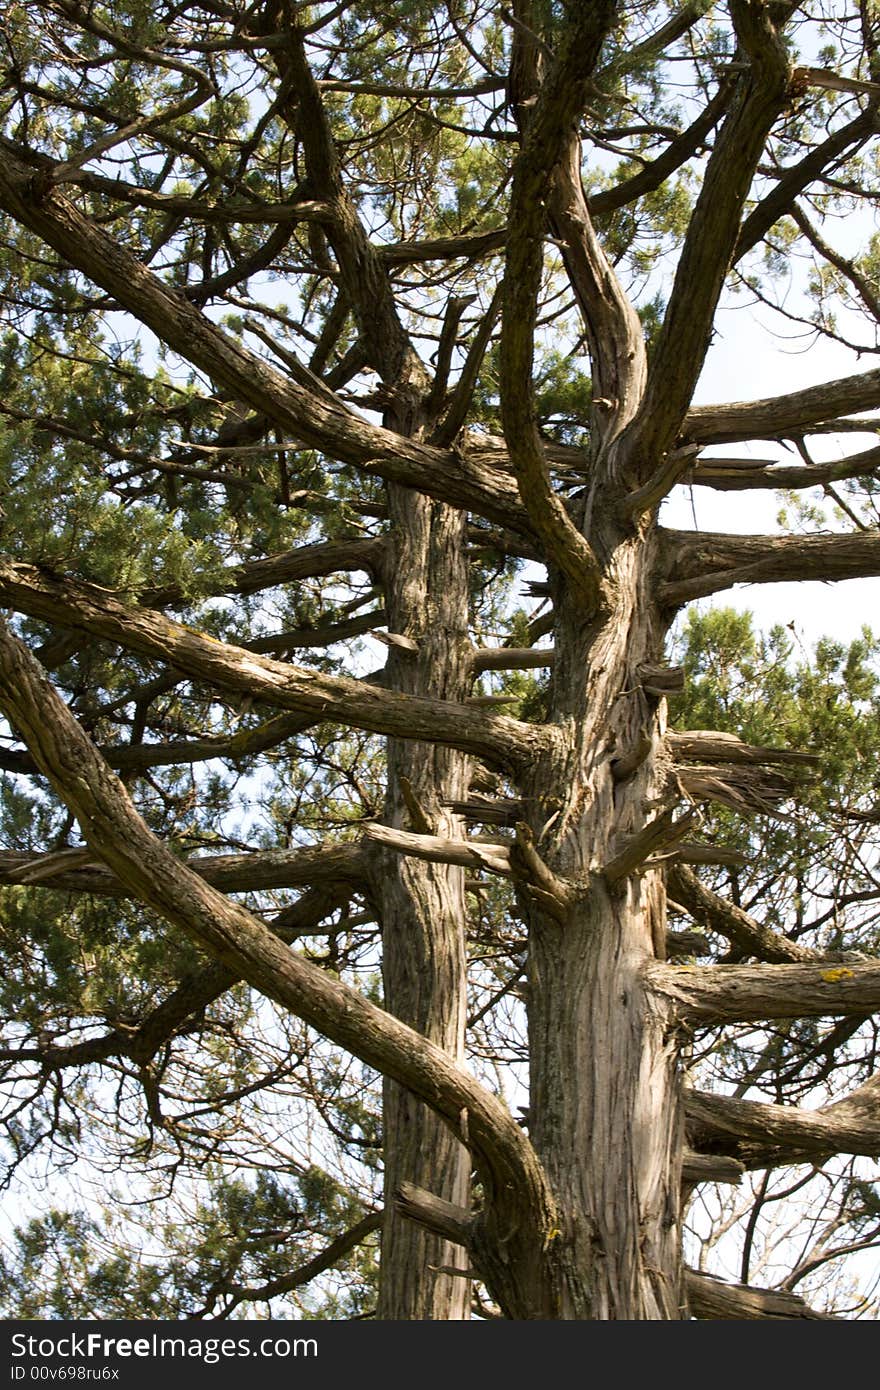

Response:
(517, 529), (686, 1318)
(376, 489), (472, 1319)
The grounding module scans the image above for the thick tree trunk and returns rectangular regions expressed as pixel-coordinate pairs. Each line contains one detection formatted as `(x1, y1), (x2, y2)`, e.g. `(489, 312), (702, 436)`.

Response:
(526, 884), (685, 1317)
(516, 530), (686, 1318)
(376, 490), (472, 1319)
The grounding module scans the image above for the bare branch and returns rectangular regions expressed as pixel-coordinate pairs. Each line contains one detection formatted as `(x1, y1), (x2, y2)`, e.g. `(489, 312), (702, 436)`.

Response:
(648, 958), (880, 1025)
(688, 442), (880, 491)
(590, 81), (735, 222)
(685, 1269), (833, 1319)
(223, 1210), (384, 1308)
(499, 8), (615, 610)
(0, 562), (549, 769)
(735, 106), (880, 261)
(667, 730), (820, 770)
(550, 134), (647, 447)
(395, 1182), (474, 1247)
(790, 203), (880, 324)
(603, 807), (697, 883)
(0, 842), (366, 899)
(686, 1081), (880, 1167)
(659, 528), (880, 605)
(683, 368), (880, 446)
(681, 1150), (744, 1185)
(621, 1), (790, 466)
(668, 863), (821, 964)
(142, 538), (387, 608)
(362, 823), (513, 878)
(472, 646), (555, 673)
(434, 285), (503, 447)
(0, 617), (560, 1290)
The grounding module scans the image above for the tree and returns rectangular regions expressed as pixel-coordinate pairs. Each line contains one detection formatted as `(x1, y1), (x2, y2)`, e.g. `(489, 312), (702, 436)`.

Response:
(1, 0), (880, 1321)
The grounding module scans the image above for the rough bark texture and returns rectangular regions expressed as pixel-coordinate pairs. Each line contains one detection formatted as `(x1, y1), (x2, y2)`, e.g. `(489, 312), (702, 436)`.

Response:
(376, 494), (472, 1319)
(1, 0), (879, 1323)
(514, 527), (686, 1318)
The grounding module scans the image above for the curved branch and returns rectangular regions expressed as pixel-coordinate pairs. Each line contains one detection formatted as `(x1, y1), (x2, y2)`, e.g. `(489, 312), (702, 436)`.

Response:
(0, 142), (528, 533)
(142, 537), (387, 608)
(734, 106), (880, 262)
(276, 34), (427, 402)
(550, 134), (647, 448)
(0, 616), (559, 1314)
(667, 863), (821, 965)
(589, 79), (735, 221)
(791, 203), (880, 324)
(0, 562), (549, 769)
(222, 1210), (383, 1310)
(499, 7), (615, 610)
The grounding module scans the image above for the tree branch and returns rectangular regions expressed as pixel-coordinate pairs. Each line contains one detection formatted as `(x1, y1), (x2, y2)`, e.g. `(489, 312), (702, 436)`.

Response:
(0, 617), (559, 1289)
(142, 537), (387, 609)
(790, 202), (880, 324)
(658, 528), (880, 605)
(734, 106), (880, 262)
(222, 1210), (383, 1309)
(0, 142), (529, 533)
(0, 710), (328, 778)
(648, 957), (880, 1025)
(603, 807), (698, 883)
(685, 1079), (880, 1168)
(0, 887), (352, 1071)
(433, 285), (503, 447)
(277, 34), (428, 405)
(550, 133), (647, 448)
(0, 842), (366, 899)
(667, 730), (820, 770)
(687, 441), (880, 492)
(0, 562), (549, 770)
(683, 367), (880, 446)
(499, 7), (615, 611)
(685, 1268), (833, 1319)
(395, 1181), (474, 1247)
(667, 863), (821, 965)
(589, 81), (735, 223)
(362, 823), (513, 878)
(621, 1), (791, 467)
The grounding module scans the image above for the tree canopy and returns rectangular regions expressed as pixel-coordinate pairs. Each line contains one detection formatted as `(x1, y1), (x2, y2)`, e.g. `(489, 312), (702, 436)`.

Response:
(0, 0), (879, 1320)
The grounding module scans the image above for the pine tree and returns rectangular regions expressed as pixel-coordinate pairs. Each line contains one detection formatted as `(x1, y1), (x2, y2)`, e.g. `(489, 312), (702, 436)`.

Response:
(1, 0), (880, 1319)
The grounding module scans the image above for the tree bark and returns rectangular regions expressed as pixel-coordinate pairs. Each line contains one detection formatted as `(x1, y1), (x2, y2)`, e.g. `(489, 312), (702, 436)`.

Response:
(375, 493), (472, 1319)
(515, 530), (686, 1318)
